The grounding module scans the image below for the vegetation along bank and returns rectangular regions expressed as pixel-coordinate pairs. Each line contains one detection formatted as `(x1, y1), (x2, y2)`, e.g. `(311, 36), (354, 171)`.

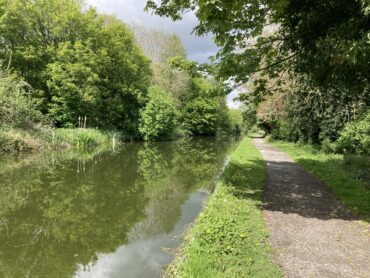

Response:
(0, 0), (243, 153)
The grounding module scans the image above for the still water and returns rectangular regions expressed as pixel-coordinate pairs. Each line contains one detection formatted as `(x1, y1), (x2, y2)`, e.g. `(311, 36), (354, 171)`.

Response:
(0, 136), (240, 278)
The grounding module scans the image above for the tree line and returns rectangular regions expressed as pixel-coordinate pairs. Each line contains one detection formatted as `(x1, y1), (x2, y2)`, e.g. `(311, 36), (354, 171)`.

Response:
(0, 0), (242, 144)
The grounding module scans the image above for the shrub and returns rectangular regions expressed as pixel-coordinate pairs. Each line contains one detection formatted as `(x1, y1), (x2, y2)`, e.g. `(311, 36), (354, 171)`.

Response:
(181, 97), (220, 136)
(0, 73), (48, 130)
(335, 112), (370, 154)
(343, 154), (370, 182)
(139, 86), (177, 141)
(321, 138), (336, 154)
(0, 128), (43, 153)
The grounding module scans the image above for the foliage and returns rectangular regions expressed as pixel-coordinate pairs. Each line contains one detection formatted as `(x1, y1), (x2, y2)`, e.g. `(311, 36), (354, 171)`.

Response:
(0, 126), (113, 153)
(146, 0), (369, 96)
(272, 140), (370, 222)
(131, 25), (187, 64)
(219, 109), (244, 135)
(228, 109), (243, 134)
(179, 77), (231, 136)
(181, 97), (220, 136)
(0, 69), (114, 153)
(0, 128), (43, 153)
(0, 71), (47, 153)
(132, 25), (233, 138)
(0, 71), (48, 129)
(335, 112), (370, 155)
(146, 0), (370, 149)
(139, 86), (177, 141)
(131, 25), (192, 108)
(241, 104), (257, 133)
(166, 138), (281, 277)
(0, 0), (151, 137)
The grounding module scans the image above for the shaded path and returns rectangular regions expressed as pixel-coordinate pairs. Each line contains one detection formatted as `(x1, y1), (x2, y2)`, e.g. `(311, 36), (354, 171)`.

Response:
(253, 139), (370, 278)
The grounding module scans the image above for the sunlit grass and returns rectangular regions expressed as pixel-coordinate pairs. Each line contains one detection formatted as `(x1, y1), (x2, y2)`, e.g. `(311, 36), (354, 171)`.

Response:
(52, 128), (111, 149)
(166, 137), (281, 277)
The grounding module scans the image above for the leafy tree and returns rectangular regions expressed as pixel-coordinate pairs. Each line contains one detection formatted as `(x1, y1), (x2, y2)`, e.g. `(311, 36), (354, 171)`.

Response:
(0, 0), (151, 137)
(0, 0), (88, 102)
(0, 71), (47, 129)
(131, 25), (234, 139)
(47, 40), (100, 127)
(178, 77), (230, 136)
(181, 97), (220, 136)
(146, 0), (369, 95)
(131, 25), (192, 107)
(139, 86), (177, 141)
(146, 0), (369, 148)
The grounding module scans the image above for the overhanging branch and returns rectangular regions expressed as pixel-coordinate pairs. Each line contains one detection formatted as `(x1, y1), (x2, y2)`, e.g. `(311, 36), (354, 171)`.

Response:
(251, 53), (297, 74)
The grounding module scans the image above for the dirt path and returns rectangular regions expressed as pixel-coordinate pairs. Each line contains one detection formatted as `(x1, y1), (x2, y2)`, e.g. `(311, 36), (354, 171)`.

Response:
(253, 138), (370, 278)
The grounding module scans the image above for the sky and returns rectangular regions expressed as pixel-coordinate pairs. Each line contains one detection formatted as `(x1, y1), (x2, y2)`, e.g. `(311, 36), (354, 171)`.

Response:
(85, 0), (241, 109)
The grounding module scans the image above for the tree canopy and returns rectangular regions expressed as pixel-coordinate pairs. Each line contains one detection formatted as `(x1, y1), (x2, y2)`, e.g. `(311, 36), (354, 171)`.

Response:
(0, 0), (151, 137)
(147, 0), (370, 150)
(0, 0), (238, 142)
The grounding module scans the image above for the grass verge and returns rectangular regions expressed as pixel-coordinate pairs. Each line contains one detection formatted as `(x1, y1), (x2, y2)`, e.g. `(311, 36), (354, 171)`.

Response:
(271, 140), (370, 223)
(165, 137), (281, 278)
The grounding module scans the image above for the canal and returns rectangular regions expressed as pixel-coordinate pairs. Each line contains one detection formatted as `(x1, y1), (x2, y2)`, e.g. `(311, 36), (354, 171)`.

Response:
(0, 136), (240, 277)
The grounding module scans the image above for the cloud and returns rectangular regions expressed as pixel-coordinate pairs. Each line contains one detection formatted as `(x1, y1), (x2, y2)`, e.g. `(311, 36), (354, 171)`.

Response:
(85, 0), (219, 63)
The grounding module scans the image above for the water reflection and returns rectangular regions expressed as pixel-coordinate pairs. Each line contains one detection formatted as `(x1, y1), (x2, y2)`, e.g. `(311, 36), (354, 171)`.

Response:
(0, 136), (239, 278)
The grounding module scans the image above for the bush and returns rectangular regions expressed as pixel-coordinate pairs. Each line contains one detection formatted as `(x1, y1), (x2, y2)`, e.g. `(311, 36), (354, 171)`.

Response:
(139, 86), (177, 141)
(0, 73), (48, 130)
(343, 154), (370, 182)
(321, 138), (336, 154)
(335, 112), (370, 154)
(0, 129), (43, 153)
(181, 97), (220, 136)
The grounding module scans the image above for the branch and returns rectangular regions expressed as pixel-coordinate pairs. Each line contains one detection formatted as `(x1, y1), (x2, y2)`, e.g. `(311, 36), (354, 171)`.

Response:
(6, 50), (12, 71)
(250, 53), (297, 74)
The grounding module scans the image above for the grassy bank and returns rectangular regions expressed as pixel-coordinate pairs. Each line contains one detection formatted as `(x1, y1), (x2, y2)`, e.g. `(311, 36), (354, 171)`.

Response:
(271, 140), (370, 223)
(166, 137), (281, 277)
(0, 127), (114, 153)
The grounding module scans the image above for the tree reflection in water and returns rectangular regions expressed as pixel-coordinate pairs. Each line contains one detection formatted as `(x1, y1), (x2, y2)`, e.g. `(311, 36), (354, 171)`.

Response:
(0, 136), (240, 278)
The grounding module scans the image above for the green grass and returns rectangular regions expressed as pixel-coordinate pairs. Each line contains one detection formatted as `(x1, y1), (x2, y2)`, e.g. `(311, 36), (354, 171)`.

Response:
(51, 128), (112, 149)
(0, 127), (114, 153)
(271, 140), (370, 223)
(166, 137), (281, 278)
(0, 128), (44, 153)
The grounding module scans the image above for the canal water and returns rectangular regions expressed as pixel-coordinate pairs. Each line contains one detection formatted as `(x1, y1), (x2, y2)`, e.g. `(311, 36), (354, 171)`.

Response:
(0, 136), (240, 278)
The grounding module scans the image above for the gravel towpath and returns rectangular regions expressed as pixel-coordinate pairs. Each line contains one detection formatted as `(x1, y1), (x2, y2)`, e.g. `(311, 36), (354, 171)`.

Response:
(253, 138), (370, 278)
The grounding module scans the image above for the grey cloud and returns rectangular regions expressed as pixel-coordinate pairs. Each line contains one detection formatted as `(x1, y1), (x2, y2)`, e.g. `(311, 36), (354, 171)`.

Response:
(86, 0), (218, 63)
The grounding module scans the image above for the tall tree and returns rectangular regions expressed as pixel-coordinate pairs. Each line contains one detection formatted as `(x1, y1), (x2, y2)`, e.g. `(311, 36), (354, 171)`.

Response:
(146, 0), (370, 144)
(130, 25), (192, 108)
(0, 0), (151, 136)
